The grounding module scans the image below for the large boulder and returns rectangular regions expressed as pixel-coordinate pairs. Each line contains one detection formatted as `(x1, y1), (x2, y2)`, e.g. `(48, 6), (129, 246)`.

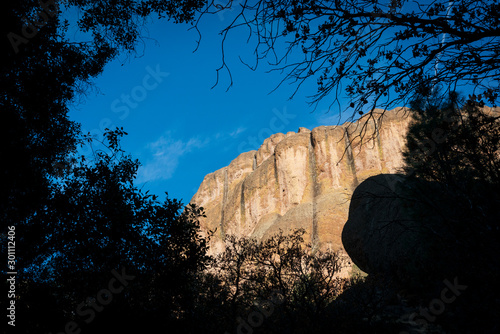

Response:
(342, 174), (469, 286)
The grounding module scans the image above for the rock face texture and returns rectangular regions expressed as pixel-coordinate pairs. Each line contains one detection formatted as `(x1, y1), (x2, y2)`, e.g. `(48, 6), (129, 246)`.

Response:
(190, 108), (411, 254)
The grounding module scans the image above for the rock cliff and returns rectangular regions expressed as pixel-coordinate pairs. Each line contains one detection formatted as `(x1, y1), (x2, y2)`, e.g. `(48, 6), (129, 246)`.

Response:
(190, 107), (411, 254)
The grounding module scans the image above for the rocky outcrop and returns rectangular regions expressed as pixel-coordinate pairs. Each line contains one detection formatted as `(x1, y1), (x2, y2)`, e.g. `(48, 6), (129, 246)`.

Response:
(190, 108), (411, 254)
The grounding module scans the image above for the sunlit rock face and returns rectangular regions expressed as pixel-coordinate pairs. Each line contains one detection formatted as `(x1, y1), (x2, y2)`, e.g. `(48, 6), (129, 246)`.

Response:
(190, 108), (411, 254)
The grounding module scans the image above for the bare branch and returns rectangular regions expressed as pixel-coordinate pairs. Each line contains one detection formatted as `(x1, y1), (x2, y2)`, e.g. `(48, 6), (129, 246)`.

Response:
(193, 0), (499, 125)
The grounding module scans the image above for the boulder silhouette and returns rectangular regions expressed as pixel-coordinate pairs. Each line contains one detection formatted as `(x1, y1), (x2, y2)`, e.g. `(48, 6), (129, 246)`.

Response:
(342, 174), (465, 287)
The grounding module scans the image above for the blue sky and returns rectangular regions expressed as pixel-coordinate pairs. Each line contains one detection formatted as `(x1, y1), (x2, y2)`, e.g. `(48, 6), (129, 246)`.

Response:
(69, 11), (356, 204)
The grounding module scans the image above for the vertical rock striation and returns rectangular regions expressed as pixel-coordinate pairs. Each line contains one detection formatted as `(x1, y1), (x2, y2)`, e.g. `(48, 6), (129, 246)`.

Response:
(190, 108), (411, 254)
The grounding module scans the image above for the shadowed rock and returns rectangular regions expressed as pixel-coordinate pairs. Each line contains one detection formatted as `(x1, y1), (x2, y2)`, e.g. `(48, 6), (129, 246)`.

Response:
(342, 173), (487, 288)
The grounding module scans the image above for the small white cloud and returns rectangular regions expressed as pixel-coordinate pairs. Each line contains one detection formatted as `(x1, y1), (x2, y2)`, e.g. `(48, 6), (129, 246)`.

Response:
(229, 127), (246, 138)
(136, 133), (208, 184)
(136, 126), (246, 184)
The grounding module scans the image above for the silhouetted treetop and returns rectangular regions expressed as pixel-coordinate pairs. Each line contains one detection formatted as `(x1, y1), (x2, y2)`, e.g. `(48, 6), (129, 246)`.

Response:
(403, 91), (500, 187)
(1, 0), (205, 227)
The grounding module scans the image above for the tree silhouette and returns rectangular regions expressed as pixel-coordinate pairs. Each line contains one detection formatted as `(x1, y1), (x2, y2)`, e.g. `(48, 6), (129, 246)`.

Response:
(403, 91), (500, 187)
(398, 91), (500, 333)
(1, 0), (206, 229)
(1, 0), (205, 225)
(14, 129), (210, 333)
(2, 2), (208, 332)
(195, 229), (352, 334)
(2, 0), (207, 295)
(195, 0), (499, 119)
(402, 91), (500, 238)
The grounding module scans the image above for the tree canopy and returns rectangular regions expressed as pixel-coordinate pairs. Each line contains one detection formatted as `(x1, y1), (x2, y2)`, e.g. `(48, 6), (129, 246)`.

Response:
(196, 0), (500, 118)
(402, 91), (500, 256)
(1, 0), (206, 228)
(2, 2), (208, 333)
(403, 91), (500, 187)
(11, 129), (211, 334)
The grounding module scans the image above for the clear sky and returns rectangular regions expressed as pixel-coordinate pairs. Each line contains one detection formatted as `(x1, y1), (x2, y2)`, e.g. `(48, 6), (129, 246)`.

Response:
(69, 11), (356, 204)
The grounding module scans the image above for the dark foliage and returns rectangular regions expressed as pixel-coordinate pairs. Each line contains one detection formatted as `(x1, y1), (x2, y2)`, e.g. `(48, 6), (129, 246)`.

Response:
(11, 130), (210, 334)
(2, 2), (207, 333)
(402, 91), (500, 247)
(190, 229), (359, 334)
(401, 91), (500, 333)
(404, 91), (500, 187)
(1, 0), (206, 248)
